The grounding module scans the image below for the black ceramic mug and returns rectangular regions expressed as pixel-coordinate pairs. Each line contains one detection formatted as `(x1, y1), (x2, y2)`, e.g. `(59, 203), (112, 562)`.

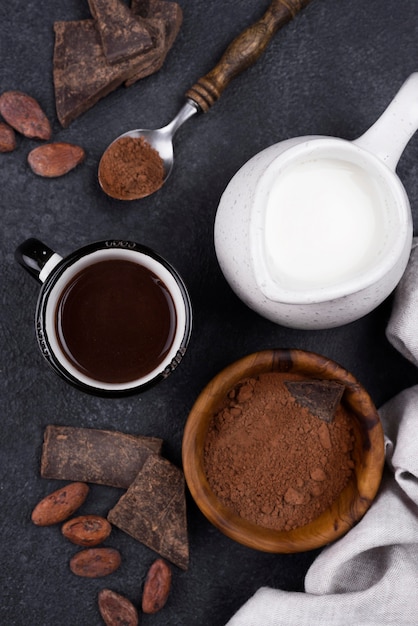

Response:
(15, 238), (192, 396)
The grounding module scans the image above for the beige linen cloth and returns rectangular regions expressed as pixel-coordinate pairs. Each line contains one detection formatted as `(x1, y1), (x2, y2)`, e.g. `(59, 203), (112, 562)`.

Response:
(226, 240), (418, 626)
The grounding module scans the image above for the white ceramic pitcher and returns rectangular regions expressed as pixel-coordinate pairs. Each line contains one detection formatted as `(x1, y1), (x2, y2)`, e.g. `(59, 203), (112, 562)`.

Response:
(214, 74), (418, 329)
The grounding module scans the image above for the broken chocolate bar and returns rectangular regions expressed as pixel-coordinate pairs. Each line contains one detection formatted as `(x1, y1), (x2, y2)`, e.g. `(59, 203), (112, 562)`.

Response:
(54, 20), (125, 127)
(53, 1), (182, 127)
(88, 0), (153, 64)
(126, 0), (183, 86)
(285, 380), (345, 423)
(40, 425), (162, 488)
(131, 0), (183, 54)
(124, 17), (168, 85)
(53, 19), (162, 127)
(107, 454), (189, 570)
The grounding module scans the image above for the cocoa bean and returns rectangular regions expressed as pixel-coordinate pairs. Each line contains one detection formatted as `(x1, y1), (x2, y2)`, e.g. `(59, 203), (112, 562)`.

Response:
(62, 515), (111, 546)
(0, 90), (51, 139)
(27, 142), (85, 177)
(98, 589), (138, 626)
(0, 122), (16, 152)
(142, 558), (172, 614)
(70, 547), (121, 578)
(31, 482), (89, 526)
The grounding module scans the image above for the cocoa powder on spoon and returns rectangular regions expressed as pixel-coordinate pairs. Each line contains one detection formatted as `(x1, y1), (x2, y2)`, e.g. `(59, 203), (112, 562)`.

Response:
(98, 135), (165, 200)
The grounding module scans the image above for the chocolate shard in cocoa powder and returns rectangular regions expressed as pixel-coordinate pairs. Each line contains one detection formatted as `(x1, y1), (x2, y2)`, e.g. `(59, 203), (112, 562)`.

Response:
(53, 1), (182, 127)
(40, 425), (163, 488)
(107, 454), (189, 570)
(88, 0), (153, 64)
(285, 380), (345, 423)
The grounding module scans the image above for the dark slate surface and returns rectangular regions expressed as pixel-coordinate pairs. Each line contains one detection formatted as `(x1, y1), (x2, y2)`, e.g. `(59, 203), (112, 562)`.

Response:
(1, 1), (418, 624)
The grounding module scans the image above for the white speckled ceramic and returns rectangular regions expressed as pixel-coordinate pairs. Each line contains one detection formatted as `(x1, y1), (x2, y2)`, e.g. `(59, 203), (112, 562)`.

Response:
(214, 74), (418, 329)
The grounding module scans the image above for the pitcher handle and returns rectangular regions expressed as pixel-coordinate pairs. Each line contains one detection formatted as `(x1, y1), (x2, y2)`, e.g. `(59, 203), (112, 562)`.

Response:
(353, 73), (418, 171)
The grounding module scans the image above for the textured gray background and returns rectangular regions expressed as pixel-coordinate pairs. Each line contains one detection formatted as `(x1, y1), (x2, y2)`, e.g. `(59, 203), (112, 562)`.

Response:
(1, 0), (418, 624)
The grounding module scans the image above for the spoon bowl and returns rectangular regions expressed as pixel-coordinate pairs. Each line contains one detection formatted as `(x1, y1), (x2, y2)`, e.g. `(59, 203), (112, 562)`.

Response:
(98, 100), (199, 200)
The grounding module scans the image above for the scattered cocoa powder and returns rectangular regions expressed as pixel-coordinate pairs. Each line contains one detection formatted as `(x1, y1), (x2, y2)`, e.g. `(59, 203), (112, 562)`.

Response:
(203, 372), (356, 531)
(99, 135), (165, 199)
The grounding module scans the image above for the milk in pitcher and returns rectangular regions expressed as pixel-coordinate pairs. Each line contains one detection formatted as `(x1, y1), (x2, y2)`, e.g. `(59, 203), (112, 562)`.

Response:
(264, 158), (387, 291)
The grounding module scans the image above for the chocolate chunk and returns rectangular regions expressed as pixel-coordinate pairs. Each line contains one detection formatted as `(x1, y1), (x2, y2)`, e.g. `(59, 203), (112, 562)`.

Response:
(40, 425), (162, 488)
(53, 20), (122, 127)
(125, 0), (183, 87)
(53, 19), (160, 127)
(88, 0), (153, 64)
(285, 380), (345, 423)
(124, 17), (167, 87)
(53, 0), (182, 127)
(107, 455), (189, 570)
(132, 0), (183, 53)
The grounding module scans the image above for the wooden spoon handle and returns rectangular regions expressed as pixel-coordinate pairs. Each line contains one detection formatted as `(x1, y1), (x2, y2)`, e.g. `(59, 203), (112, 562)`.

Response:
(185, 0), (312, 111)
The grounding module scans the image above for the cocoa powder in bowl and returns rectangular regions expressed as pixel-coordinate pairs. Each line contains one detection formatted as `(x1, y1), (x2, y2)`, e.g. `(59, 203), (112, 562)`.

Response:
(182, 349), (385, 553)
(203, 372), (355, 531)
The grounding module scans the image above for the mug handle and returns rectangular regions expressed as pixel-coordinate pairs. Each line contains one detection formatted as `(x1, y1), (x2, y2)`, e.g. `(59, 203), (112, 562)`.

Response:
(15, 238), (63, 284)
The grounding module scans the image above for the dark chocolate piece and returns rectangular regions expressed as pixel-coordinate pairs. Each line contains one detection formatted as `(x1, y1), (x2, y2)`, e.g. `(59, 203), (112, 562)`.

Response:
(125, 0), (183, 86)
(285, 380), (345, 423)
(53, 20), (126, 128)
(53, 20), (160, 127)
(40, 425), (162, 488)
(88, 0), (153, 64)
(123, 17), (167, 86)
(53, 1), (183, 126)
(107, 455), (189, 570)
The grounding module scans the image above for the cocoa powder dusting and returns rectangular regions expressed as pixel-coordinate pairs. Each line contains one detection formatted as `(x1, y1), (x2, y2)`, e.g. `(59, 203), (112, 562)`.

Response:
(203, 372), (356, 531)
(99, 135), (165, 199)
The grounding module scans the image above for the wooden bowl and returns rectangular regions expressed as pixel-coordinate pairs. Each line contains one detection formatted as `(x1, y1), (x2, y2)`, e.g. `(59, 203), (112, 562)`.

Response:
(182, 349), (385, 553)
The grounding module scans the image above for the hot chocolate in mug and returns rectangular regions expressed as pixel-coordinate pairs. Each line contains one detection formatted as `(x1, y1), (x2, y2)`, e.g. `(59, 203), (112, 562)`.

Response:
(214, 73), (418, 329)
(15, 238), (192, 395)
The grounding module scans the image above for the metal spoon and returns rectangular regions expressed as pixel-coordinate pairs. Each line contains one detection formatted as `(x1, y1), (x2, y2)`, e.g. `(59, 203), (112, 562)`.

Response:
(98, 0), (312, 201)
